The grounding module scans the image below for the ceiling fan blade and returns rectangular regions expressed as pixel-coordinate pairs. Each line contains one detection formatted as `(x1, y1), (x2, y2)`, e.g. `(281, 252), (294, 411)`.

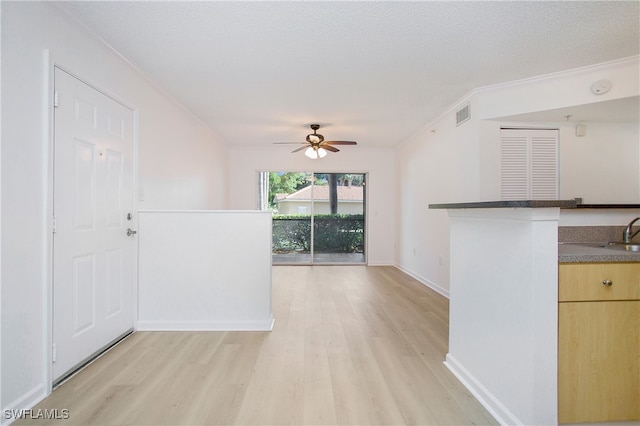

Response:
(323, 140), (357, 145)
(275, 125), (355, 155)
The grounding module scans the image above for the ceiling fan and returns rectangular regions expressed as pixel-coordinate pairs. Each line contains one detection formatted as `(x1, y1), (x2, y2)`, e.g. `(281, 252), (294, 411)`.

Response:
(274, 124), (357, 159)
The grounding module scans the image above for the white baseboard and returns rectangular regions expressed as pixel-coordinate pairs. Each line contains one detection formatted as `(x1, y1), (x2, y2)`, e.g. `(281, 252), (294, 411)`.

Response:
(2, 383), (47, 426)
(444, 354), (521, 426)
(366, 261), (394, 266)
(136, 318), (275, 332)
(394, 264), (450, 298)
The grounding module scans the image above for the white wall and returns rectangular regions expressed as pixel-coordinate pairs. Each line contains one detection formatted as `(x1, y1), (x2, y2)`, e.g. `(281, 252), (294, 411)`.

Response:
(559, 208), (640, 227)
(137, 104), (228, 209)
(445, 207), (560, 425)
(396, 57), (639, 295)
(1, 2), (228, 418)
(478, 120), (640, 203)
(395, 98), (481, 297)
(137, 211), (273, 331)
(227, 147), (395, 265)
(0, 2), (3, 414)
(477, 57), (639, 120)
(560, 122), (639, 204)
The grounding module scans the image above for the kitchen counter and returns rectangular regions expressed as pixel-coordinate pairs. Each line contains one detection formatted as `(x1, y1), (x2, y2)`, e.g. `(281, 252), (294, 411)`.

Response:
(576, 203), (640, 209)
(438, 201), (639, 424)
(429, 199), (577, 209)
(558, 225), (640, 263)
(443, 207), (559, 425)
(558, 243), (640, 263)
(429, 200), (640, 210)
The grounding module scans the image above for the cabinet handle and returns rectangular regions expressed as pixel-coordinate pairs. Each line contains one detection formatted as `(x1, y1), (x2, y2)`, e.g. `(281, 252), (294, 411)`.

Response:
(601, 279), (613, 286)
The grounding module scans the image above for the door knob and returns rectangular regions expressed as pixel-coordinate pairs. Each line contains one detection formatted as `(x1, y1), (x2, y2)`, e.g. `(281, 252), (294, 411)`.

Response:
(126, 228), (137, 237)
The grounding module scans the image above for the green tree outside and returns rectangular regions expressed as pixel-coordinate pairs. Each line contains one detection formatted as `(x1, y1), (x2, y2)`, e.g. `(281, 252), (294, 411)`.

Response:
(268, 172), (309, 209)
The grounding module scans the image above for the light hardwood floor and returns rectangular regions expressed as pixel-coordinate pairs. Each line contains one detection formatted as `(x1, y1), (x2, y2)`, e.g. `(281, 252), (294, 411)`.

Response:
(22, 266), (496, 425)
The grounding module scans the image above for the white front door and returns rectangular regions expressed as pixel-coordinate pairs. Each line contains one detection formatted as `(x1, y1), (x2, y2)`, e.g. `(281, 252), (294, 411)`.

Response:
(53, 67), (135, 382)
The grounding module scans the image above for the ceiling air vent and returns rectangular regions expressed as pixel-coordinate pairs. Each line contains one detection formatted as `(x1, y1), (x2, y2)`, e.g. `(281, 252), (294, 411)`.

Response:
(456, 104), (470, 126)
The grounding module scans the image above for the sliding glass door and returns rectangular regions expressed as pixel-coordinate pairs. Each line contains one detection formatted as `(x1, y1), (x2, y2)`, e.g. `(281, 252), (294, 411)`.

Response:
(257, 171), (366, 265)
(311, 173), (365, 264)
(260, 172), (312, 263)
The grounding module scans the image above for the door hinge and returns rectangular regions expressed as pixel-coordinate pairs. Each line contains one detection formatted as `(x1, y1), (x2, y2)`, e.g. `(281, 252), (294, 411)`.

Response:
(53, 90), (59, 108)
(52, 216), (57, 233)
(52, 344), (57, 363)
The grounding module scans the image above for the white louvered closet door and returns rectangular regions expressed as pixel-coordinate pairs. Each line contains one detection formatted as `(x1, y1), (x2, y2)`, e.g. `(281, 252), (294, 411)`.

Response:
(500, 129), (559, 200)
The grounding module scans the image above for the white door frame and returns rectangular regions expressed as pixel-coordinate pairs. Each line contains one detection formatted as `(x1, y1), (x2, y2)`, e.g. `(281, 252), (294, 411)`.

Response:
(44, 53), (140, 393)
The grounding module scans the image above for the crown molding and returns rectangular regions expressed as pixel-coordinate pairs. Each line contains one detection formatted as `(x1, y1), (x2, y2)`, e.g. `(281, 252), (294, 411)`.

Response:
(399, 55), (640, 148)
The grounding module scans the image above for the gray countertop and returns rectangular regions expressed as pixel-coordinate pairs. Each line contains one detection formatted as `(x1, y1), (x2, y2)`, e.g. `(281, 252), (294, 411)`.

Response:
(427, 200), (640, 262)
(429, 200), (577, 209)
(559, 243), (640, 263)
(429, 200), (640, 210)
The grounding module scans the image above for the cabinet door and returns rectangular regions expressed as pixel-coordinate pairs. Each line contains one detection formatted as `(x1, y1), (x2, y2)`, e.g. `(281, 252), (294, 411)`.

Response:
(558, 300), (640, 423)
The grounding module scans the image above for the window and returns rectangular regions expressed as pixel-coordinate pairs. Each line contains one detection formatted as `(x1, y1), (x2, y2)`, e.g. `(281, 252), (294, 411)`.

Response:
(257, 171), (366, 265)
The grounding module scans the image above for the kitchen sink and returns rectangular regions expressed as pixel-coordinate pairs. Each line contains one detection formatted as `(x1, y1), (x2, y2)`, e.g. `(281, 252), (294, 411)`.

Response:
(606, 242), (640, 252)
(573, 242), (640, 252)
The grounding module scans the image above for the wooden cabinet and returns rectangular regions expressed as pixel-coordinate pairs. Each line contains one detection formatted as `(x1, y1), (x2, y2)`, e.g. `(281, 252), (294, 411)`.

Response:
(558, 263), (640, 424)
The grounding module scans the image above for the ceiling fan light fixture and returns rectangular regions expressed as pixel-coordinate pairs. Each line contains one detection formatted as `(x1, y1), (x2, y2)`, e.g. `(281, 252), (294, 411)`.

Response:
(305, 147), (318, 159)
(304, 146), (327, 159)
(277, 124), (356, 158)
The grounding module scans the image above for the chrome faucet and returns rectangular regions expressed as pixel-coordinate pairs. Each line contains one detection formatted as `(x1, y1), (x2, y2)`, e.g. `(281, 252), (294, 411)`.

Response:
(623, 217), (640, 243)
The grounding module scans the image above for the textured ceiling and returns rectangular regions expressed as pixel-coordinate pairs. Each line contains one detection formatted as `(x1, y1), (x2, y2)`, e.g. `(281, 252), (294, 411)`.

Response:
(58, 1), (640, 149)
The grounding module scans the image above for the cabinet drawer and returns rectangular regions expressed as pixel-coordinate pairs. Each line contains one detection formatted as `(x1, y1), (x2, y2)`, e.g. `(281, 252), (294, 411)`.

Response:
(559, 263), (640, 302)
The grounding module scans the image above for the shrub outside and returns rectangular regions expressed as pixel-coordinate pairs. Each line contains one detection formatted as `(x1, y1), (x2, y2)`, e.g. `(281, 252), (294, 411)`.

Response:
(272, 214), (364, 253)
